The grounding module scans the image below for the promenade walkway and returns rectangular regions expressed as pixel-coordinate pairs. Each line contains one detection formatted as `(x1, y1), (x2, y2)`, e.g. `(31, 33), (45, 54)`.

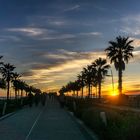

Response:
(0, 98), (95, 140)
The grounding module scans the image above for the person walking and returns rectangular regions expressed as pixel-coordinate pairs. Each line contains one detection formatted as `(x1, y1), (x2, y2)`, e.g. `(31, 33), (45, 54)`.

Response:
(59, 93), (65, 108)
(34, 92), (40, 106)
(28, 92), (34, 107)
(41, 93), (46, 106)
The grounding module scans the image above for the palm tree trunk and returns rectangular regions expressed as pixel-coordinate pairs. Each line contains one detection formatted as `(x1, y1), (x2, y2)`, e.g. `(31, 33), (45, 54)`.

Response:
(26, 91), (28, 97)
(7, 80), (10, 102)
(91, 86), (92, 98)
(98, 80), (101, 99)
(77, 90), (78, 98)
(98, 70), (102, 100)
(73, 90), (75, 97)
(18, 90), (20, 99)
(21, 90), (23, 98)
(88, 83), (90, 98)
(15, 88), (17, 99)
(96, 86), (98, 98)
(81, 86), (84, 98)
(118, 67), (122, 95)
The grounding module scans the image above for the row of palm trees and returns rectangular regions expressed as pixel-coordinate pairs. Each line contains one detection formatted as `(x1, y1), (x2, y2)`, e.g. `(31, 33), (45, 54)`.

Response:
(0, 57), (41, 102)
(59, 36), (134, 99)
(59, 58), (110, 99)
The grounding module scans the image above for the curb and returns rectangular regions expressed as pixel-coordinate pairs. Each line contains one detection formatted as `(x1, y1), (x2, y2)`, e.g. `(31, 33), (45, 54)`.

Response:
(67, 110), (99, 140)
(0, 104), (30, 121)
(0, 112), (15, 121)
(0, 104), (45, 122)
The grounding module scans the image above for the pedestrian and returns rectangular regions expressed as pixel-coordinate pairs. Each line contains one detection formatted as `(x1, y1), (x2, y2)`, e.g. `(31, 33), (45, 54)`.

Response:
(59, 93), (65, 108)
(41, 93), (46, 106)
(34, 92), (40, 106)
(28, 92), (34, 107)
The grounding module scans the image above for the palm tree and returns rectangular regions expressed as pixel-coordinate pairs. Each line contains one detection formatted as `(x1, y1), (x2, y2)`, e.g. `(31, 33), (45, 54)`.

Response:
(12, 72), (21, 99)
(0, 56), (3, 65)
(105, 36), (134, 95)
(92, 58), (110, 99)
(59, 86), (67, 95)
(0, 56), (5, 89)
(18, 80), (26, 98)
(24, 83), (30, 96)
(66, 82), (72, 95)
(0, 78), (6, 89)
(73, 80), (81, 97)
(82, 65), (96, 98)
(31, 87), (41, 95)
(69, 82), (76, 97)
(83, 66), (92, 98)
(91, 74), (98, 98)
(1, 63), (15, 101)
(77, 72), (85, 98)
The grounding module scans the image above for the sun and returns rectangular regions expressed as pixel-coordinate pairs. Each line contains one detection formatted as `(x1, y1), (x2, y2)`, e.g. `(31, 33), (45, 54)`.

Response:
(110, 90), (119, 96)
(107, 84), (119, 96)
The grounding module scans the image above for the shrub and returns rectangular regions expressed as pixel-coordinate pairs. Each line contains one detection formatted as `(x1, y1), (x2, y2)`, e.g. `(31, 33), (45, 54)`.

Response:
(67, 98), (140, 140)
(82, 106), (140, 140)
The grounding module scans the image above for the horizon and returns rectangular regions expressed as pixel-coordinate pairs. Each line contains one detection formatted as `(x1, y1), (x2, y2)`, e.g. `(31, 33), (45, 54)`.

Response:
(0, 0), (140, 96)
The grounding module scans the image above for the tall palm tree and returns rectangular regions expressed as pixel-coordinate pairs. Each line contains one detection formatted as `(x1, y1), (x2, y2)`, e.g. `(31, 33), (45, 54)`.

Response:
(0, 56), (5, 88)
(73, 80), (81, 97)
(12, 72), (21, 99)
(69, 82), (76, 97)
(105, 36), (134, 95)
(91, 74), (98, 98)
(66, 82), (72, 95)
(82, 66), (93, 98)
(18, 80), (26, 98)
(59, 86), (67, 95)
(92, 58), (110, 99)
(24, 83), (30, 96)
(82, 65), (96, 98)
(77, 72), (85, 98)
(1, 63), (15, 101)
(0, 78), (6, 89)
(0, 56), (3, 65)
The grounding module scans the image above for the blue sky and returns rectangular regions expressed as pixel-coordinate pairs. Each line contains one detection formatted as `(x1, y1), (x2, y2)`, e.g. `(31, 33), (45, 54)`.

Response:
(0, 0), (140, 93)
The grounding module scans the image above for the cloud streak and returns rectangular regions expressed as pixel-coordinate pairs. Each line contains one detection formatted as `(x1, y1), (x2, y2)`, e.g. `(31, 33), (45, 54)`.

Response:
(6, 27), (55, 37)
(64, 5), (80, 12)
(6, 27), (102, 41)
(21, 49), (106, 91)
(120, 14), (140, 36)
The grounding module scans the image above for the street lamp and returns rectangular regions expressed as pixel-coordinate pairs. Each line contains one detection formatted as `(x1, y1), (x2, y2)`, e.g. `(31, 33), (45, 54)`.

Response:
(107, 68), (114, 95)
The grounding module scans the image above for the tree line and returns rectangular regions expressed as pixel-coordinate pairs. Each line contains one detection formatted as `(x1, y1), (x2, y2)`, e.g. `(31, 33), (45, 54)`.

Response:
(0, 57), (42, 102)
(59, 36), (134, 99)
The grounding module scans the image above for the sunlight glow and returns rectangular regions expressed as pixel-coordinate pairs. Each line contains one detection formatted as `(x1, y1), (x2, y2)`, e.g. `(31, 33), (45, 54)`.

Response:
(111, 92), (118, 96)
(110, 90), (119, 96)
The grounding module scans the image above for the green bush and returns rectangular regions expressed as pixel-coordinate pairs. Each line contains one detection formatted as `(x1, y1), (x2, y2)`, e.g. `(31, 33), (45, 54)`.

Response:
(0, 97), (28, 117)
(66, 98), (140, 140)
(82, 106), (140, 140)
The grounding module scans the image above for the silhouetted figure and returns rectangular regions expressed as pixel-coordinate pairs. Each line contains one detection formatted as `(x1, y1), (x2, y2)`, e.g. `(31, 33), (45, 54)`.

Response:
(34, 92), (40, 106)
(28, 92), (34, 107)
(49, 93), (52, 99)
(59, 93), (65, 108)
(41, 93), (46, 106)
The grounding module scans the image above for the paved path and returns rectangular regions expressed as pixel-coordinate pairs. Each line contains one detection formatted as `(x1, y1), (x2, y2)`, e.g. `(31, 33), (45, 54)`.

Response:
(0, 99), (94, 140)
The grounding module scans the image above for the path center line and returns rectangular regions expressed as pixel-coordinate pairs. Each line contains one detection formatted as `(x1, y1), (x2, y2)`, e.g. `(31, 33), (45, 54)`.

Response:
(25, 108), (44, 140)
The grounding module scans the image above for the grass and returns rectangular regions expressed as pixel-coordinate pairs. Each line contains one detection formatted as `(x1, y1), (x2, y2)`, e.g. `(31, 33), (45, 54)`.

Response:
(66, 97), (140, 140)
(0, 97), (29, 117)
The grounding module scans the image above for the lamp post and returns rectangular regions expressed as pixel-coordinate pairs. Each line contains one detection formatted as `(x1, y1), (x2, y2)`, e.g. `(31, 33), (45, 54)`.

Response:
(107, 68), (114, 95)
(110, 69), (114, 95)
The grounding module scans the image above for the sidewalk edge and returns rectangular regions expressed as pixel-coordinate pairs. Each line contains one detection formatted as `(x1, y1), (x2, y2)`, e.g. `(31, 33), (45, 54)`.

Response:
(0, 112), (15, 121)
(66, 110), (99, 140)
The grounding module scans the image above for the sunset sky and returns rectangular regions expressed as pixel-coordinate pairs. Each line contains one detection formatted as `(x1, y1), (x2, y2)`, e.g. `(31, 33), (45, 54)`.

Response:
(0, 0), (140, 95)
